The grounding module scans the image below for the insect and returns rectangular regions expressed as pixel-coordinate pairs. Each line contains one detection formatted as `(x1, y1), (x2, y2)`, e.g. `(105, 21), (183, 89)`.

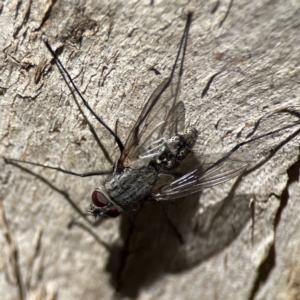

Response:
(4, 12), (300, 219)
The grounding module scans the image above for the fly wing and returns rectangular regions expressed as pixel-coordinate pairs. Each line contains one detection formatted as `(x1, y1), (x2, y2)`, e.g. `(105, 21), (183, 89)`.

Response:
(151, 152), (251, 201)
(118, 13), (192, 169)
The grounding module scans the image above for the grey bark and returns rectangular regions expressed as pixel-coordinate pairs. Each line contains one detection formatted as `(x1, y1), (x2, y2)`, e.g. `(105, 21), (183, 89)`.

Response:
(1, 0), (300, 299)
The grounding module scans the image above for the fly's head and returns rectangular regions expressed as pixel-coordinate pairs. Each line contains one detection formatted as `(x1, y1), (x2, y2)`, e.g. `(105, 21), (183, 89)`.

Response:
(88, 184), (122, 218)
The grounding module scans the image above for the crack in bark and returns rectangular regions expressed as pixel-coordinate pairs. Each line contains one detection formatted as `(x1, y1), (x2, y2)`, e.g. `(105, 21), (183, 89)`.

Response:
(0, 201), (25, 300)
(248, 153), (300, 300)
(218, 0), (233, 28)
(13, 0), (32, 38)
(35, 0), (58, 32)
(201, 71), (222, 98)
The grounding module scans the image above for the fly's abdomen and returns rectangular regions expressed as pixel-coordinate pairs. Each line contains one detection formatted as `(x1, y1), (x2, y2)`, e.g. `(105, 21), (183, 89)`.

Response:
(105, 166), (158, 211)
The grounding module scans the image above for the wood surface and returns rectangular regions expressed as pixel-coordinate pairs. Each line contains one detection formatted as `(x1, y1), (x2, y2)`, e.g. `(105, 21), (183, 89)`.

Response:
(1, 0), (300, 299)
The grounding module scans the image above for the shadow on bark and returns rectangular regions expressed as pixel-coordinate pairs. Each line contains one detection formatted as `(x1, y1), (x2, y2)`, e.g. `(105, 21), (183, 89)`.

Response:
(106, 191), (252, 298)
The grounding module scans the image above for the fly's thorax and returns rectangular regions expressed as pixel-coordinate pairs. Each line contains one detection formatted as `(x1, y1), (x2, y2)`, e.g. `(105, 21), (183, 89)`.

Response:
(105, 166), (159, 211)
(88, 183), (123, 218)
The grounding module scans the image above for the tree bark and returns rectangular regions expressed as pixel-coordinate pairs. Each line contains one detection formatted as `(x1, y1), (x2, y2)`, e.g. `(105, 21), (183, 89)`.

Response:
(1, 0), (300, 299)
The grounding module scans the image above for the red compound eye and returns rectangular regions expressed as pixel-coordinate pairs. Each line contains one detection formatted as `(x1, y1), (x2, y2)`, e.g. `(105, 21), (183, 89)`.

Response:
(92, 190), (108, 207)
(91, 190), (120, 218)
(105, 209), (120, 218)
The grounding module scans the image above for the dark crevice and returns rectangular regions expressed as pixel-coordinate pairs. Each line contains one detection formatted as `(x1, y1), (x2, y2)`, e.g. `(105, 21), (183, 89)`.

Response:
(211, 0), (220, 14)
(148, 66), (161, 75)
(34, 0), (58, 32)
(0, 2), (3, 15)
(248, 152), (300, 300)
(1, 202), (25, 300)
(201, 71), (222, 98)
(13, 0), (32, 38)
(14, 0), (22, 19)
(218, 0), (233, 28)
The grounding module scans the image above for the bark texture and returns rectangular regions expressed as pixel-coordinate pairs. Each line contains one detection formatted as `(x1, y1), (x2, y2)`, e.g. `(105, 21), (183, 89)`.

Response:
(1, 0), (300, 299)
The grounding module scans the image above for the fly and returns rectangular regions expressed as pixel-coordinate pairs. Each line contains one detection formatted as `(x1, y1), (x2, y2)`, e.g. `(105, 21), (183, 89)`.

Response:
(4, 12), (300, 218)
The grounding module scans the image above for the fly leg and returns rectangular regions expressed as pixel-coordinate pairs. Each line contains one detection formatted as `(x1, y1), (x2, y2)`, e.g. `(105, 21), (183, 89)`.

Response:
(3, 157), (112, 177)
